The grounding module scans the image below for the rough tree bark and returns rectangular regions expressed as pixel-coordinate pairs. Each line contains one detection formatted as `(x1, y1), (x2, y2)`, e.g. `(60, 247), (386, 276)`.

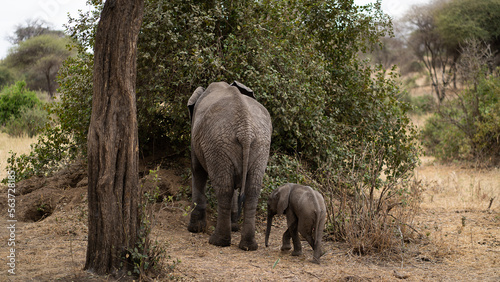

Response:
(85, 0), (144, 275)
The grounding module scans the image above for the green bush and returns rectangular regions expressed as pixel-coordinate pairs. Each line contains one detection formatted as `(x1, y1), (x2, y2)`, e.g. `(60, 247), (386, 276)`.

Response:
(3, 105), (49, 137)
(421, 113), (469, 161)
(4, 125), (77, 181)
(421, 74), (500, 164)
(61, 0), (418, 169)
(400, 92), (436, 115)
(52, 53), (93, 157)
(0, 81), (41, 124)
(0, 65), (14, 89)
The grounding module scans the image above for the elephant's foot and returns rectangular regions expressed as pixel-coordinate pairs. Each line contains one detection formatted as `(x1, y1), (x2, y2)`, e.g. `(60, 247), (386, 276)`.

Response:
(280, 244), (292, 252)
(291, 249), (303, 256)
(188, 220), (206, 233)
(187, 209), (206, 233)
(238, 238), (258, 251)
(209, 233), (231, 247)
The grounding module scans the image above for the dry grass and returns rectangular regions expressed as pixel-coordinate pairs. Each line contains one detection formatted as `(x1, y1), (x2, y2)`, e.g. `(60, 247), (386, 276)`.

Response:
(411, 157), (500, 281)
(0, 159), (498, 281)
(416, 157), (499, 211)
(0, 132), (37, 180)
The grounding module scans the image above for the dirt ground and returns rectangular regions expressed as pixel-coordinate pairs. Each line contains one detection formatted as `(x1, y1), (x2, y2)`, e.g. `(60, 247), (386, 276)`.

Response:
(0, 156), (499, 281)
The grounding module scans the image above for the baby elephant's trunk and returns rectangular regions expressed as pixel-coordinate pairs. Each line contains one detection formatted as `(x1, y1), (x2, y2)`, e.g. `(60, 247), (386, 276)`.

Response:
(265, 213), (273, 247)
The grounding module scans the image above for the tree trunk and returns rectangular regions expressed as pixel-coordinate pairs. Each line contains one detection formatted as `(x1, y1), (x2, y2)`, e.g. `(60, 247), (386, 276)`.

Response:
(45, 66), (53, 98)
(85, 0), (144, 276)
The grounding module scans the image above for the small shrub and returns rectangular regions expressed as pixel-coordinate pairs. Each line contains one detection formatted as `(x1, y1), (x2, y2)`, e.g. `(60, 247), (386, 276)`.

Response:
(421, 113), (470, 161)
(403, 75), (418, 90)
(3, 105), (49, 137)
(401, 60), (424, 74)
(3, 125), (78, 182)
(128, 168), (178, 278)
(317, 142), (421, 255)
(0, 81), (41, 124)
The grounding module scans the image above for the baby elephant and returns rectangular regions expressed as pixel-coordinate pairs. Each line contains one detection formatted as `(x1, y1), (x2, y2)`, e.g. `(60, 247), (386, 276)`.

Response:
(265, 183), (327, 264)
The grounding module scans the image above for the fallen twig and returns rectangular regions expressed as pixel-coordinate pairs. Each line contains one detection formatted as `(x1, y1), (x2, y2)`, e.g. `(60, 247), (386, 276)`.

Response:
(388, 213), (424, 238)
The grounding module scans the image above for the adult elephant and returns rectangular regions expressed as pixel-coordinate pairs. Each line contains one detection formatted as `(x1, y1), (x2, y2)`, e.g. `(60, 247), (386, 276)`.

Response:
(187, 81), (272, 251)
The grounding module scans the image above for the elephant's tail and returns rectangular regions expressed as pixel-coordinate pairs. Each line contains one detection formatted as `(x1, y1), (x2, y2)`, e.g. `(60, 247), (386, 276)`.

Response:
(237, 135), (252, 219)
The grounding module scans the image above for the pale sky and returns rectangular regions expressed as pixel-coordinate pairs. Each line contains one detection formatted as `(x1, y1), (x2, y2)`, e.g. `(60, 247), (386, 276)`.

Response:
(355, 0), (430, 19)
(0, 0), (89, 59)
(0, 0), (429, 60)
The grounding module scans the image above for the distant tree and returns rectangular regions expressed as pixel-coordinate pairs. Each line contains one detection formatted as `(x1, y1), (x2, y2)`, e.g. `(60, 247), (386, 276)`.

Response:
(7, 19), (64, 44)
(4, 34), (74, 97)
(435, 0), (500, 66)
(368, 20), (422, 74)
(422, 39), (500, 163)
(406, 0), (500, 102)
(405, 0), (453, 103)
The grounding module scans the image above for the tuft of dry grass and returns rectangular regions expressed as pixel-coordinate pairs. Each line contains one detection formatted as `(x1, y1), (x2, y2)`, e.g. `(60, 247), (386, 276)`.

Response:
(319, 143), (422, 257)
(0, 132), (37, 180)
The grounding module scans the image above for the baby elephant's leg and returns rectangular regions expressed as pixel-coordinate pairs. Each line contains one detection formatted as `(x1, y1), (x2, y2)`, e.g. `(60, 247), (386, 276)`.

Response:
(298, 218), (315, 249)
(289, 220), (302, 256)
(281, 228), (292, 251)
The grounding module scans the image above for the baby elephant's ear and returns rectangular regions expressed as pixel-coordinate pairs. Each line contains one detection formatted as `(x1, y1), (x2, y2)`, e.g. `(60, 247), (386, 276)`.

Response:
(277, 184), (292, 215)
(231, 81), (255, 99)
(188, 86), (205, 120)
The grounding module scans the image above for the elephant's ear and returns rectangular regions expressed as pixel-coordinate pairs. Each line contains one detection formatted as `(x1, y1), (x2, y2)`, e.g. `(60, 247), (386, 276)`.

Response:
(277, 184), (292, 215)
(188, 86), (205, 120)
(231, 81), (255, 99)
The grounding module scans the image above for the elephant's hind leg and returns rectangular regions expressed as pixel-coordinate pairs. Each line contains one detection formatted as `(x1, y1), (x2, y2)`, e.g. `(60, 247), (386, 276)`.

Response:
(209, 201), (232, 247)
(209, 179), (233, 247)
(280, 228), (292, 251)
(238, 176), (262, 251)
(289, 218), (302, 256)
(188, 162), (208, 233)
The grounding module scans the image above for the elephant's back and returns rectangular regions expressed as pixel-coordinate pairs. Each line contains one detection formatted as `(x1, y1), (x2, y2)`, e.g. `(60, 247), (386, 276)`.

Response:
(193, 86), (271, 139)
(292, 186), (326, 218)
(191, 82), (271, 172)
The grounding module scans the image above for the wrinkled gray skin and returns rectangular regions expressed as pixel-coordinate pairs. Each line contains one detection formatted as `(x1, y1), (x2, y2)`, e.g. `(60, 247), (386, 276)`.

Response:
(187, 81), (272, 251)
(265, 183), (327, 263)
